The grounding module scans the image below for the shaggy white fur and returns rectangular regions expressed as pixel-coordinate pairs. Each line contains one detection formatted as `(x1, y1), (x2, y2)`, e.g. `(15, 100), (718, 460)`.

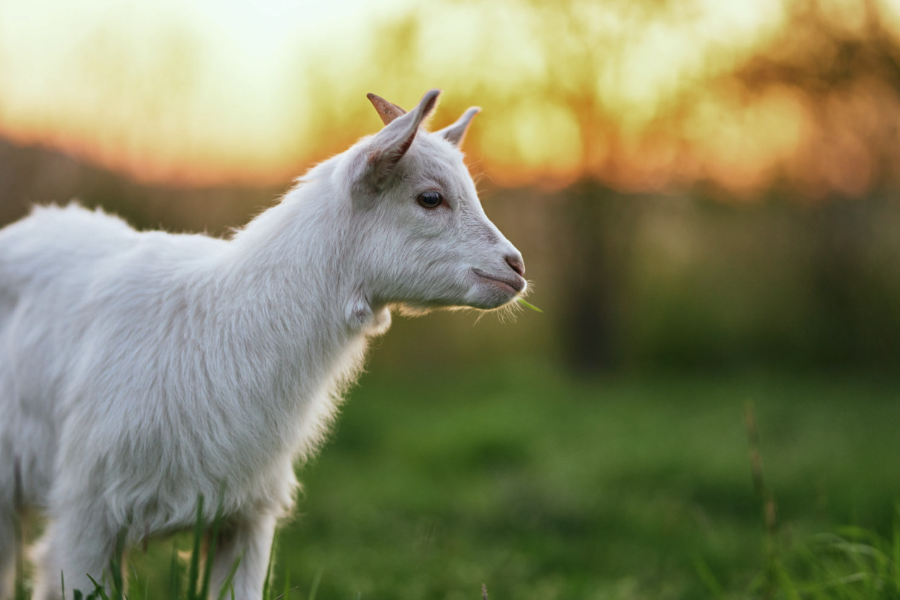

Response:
(0, 90), (526, 600)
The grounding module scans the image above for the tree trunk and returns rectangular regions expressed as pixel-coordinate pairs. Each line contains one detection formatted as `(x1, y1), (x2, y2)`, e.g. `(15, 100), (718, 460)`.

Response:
(556, 180), (635, 374)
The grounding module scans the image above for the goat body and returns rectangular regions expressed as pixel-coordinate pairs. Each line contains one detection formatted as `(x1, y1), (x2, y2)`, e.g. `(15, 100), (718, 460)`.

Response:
(0, 90), (526, 599)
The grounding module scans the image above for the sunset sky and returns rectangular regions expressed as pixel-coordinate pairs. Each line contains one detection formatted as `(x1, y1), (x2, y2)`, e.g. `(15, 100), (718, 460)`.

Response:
(0, 0), (895, 192)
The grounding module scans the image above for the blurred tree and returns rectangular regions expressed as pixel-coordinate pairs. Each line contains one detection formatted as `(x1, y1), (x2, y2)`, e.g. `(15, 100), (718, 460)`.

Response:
(531, 0), (900, 369)
(695, 0), (900, 366)
(511, 0), (690, 372)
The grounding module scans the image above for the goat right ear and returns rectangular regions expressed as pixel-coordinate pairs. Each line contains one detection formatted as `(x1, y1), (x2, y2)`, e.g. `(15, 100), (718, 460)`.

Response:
(360, 89), (440, 189)
(437, 107), (480, 147)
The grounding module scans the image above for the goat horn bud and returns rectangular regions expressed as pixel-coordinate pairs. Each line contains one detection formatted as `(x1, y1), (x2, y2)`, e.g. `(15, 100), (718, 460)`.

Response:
(367, 93), (407, 126)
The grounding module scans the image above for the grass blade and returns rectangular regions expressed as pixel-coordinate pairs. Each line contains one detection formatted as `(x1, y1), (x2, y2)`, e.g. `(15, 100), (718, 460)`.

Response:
(308, 569), (323, 600)
(188, 495), (206, 600)
(281, 569), (290, 600)
(693, 557), (726, 599)
(215, 557), (243, 600)
(85, 575), (111, 600)
(516, 298), (542, 313)
(199, 493), (226, 600)
(169, 539), (183, 599)
(261, 535), (277, 600)
(107, 529), (126, 600)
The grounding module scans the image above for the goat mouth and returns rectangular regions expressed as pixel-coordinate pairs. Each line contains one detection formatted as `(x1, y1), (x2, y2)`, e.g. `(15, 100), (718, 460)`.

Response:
(472, 268), (525, 294)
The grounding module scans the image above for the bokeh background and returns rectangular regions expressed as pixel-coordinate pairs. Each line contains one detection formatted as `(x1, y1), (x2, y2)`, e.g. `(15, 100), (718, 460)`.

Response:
(3, 0), (900, 598)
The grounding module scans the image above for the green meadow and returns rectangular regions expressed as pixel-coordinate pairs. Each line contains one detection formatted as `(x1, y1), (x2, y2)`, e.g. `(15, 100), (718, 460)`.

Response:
(108, 363), (900, 600)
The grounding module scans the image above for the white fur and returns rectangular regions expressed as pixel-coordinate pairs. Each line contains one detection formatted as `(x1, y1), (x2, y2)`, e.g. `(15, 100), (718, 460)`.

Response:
(0, 90), (526, 599)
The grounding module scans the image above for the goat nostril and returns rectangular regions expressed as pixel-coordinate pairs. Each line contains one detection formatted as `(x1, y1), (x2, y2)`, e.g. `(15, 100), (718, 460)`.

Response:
(506, 255), (525, 278)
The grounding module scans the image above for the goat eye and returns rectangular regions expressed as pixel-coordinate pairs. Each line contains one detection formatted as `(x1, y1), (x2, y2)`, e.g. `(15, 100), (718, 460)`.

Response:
(417, 192), (443, 209)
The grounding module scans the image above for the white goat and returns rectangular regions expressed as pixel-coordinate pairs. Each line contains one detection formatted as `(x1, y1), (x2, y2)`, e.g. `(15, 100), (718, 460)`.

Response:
(0, 90), (526, 599)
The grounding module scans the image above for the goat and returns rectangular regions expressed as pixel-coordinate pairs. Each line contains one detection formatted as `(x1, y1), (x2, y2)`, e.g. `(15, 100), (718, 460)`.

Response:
(0, 89), (526, 599)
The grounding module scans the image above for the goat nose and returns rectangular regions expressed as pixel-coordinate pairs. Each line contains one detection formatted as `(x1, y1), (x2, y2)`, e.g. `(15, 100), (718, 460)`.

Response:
(506, 254), (525, 278)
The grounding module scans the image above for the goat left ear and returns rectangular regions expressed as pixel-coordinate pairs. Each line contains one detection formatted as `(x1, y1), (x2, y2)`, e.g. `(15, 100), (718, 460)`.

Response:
(437, 107), (480, 147)
(362, 89), (440, 189)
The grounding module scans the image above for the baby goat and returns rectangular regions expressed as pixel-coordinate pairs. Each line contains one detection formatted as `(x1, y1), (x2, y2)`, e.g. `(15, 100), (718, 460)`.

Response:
(0, 90), (526, 599)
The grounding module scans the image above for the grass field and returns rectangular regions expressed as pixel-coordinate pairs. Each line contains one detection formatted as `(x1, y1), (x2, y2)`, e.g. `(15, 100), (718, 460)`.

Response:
(44, 363), (900, 599)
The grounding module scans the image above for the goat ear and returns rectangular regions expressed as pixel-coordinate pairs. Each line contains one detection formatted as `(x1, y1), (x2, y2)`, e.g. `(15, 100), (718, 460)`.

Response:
(362, 89), (440, 188)
(437, 107), (480, 147)
(367, 93), (407, 126)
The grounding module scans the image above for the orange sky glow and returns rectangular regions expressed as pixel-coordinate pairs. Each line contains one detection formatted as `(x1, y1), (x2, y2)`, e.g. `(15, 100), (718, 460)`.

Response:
(0, 0), (897, 196)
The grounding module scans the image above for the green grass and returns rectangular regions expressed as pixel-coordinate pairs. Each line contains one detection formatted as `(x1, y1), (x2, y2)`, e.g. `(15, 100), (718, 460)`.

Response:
(15, 364), (900, 599)
(273, 365), (900, 600)
(515, 298), (543, 313)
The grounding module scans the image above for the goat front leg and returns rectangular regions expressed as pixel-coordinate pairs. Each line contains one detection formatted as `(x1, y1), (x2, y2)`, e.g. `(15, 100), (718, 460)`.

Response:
(31, 510), (121, 600)
(209, 513), (276, 600)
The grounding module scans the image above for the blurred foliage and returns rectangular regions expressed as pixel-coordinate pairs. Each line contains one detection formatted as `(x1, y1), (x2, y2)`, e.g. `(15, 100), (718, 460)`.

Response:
(661, 0), (900, 199)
